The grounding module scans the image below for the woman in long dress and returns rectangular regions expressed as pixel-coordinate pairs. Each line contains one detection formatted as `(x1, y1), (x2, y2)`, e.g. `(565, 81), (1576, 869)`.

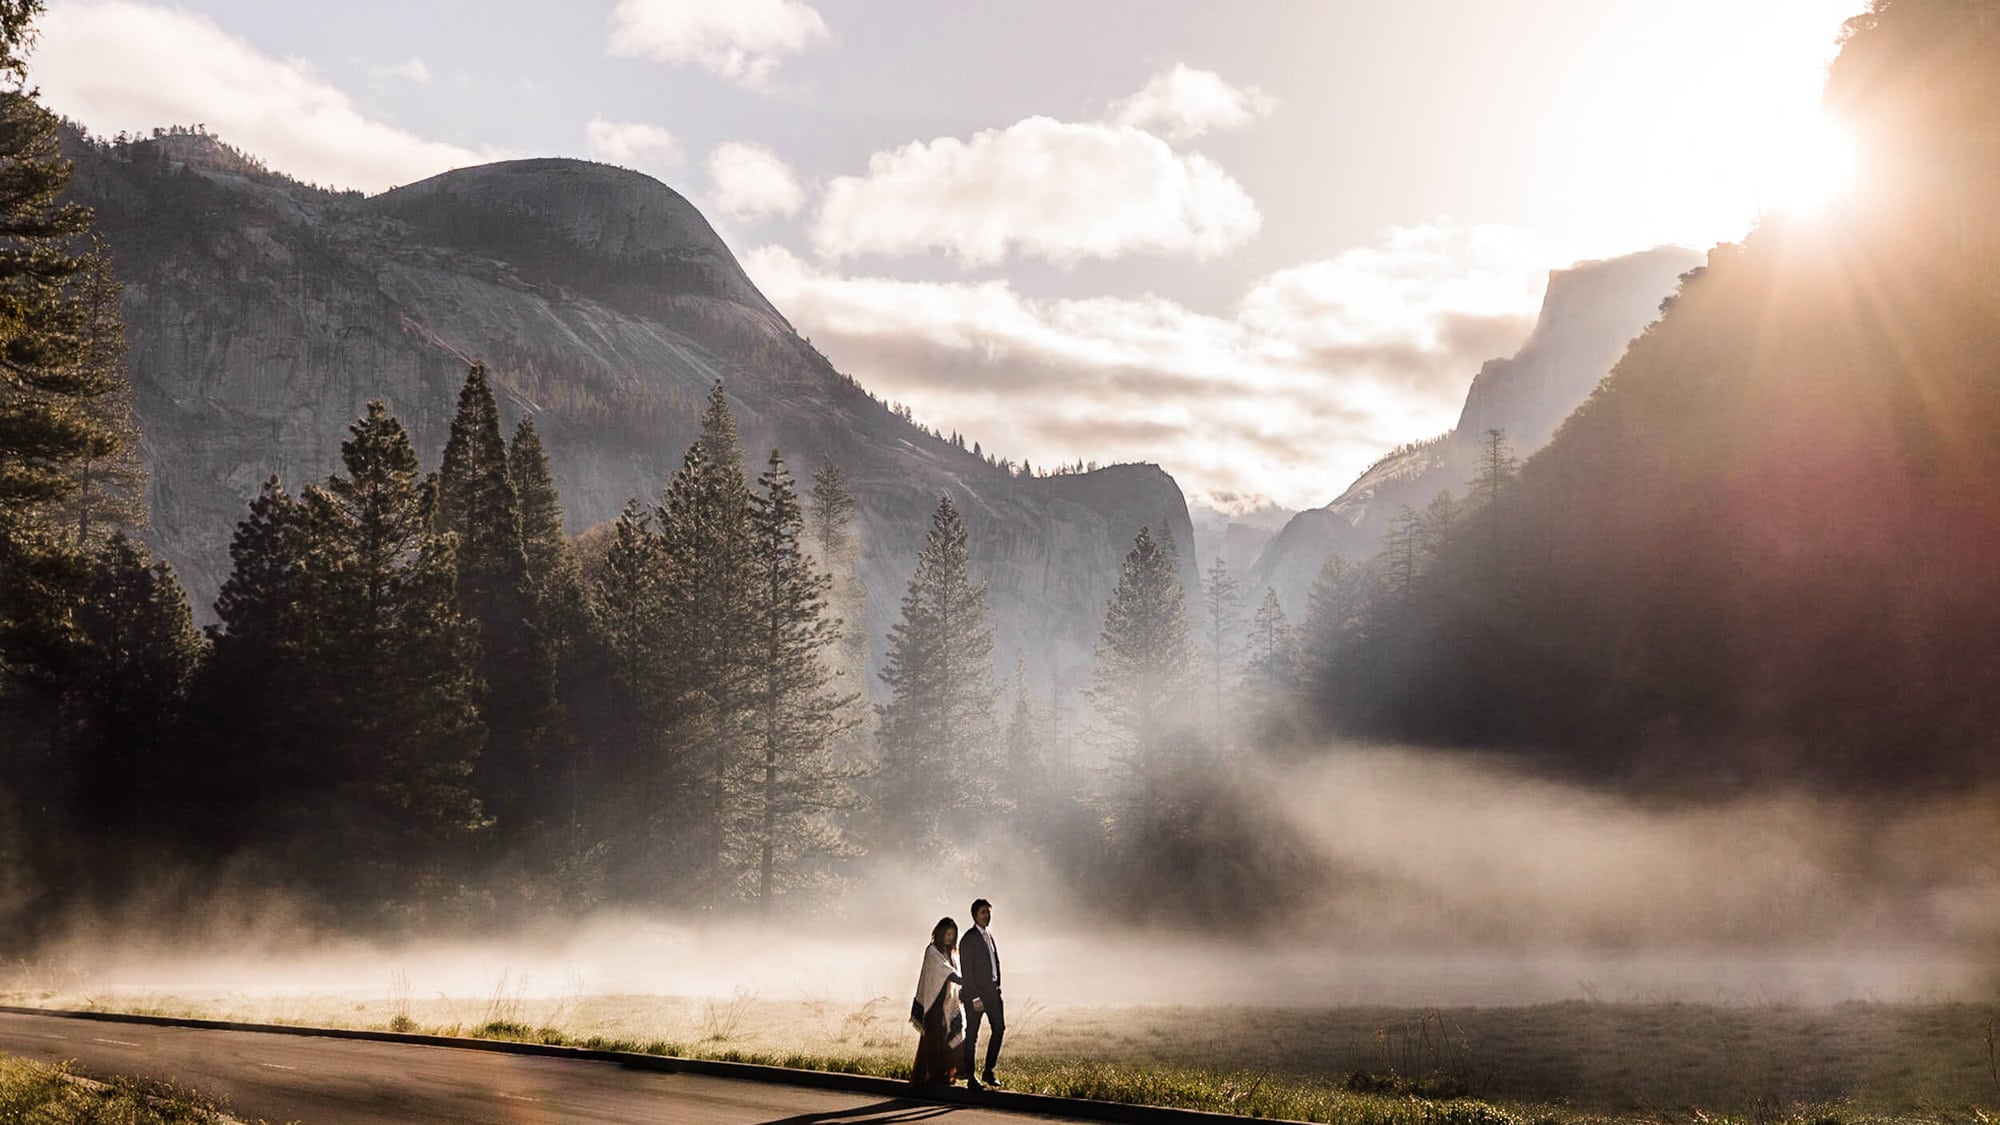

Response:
(908, 916), (965, 1087)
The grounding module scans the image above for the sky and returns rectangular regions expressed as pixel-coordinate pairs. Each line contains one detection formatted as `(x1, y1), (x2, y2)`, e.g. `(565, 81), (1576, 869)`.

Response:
(27, 0), (1866, 513)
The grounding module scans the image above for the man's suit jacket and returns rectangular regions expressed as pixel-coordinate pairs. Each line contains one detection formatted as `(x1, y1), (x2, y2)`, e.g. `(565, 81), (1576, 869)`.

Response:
(960, 926), (1000, 1004)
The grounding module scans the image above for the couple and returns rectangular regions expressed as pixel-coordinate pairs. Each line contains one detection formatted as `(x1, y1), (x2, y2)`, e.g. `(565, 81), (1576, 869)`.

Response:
(908, 898), (1005, 1091)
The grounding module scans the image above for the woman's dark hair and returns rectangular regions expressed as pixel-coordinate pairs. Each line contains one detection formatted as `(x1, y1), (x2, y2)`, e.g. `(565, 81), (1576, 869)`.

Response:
(931, 917), (958, 946)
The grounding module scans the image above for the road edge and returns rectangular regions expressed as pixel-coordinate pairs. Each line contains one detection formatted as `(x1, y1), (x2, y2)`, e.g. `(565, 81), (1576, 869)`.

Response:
(0, 1005), (1303, 1125)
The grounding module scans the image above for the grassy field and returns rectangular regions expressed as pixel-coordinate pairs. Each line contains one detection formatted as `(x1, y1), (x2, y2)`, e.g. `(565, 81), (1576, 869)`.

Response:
(7, 987), (1998, 1124)
(0, 1050), (242, 1123)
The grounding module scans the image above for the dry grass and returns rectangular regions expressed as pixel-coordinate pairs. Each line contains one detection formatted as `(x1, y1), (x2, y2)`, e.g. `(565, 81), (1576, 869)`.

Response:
(11, 986), (2000, 1124)
(0, 1051), (248, 1123)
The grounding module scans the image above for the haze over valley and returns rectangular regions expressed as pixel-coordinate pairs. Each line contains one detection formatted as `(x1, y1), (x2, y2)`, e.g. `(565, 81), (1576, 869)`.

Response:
(2, 1), (1998, 1121)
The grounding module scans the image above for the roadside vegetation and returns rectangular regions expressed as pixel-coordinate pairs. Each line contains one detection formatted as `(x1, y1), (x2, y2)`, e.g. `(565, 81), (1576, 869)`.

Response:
(0, 1052), (241, 1124)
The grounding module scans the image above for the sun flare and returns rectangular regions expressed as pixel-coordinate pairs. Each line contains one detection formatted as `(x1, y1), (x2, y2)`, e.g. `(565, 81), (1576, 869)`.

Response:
(1755, 114), (1858, 217)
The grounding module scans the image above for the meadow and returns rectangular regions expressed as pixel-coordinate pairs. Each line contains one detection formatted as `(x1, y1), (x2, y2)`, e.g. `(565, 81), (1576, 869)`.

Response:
(8, 983), (1998, 1124)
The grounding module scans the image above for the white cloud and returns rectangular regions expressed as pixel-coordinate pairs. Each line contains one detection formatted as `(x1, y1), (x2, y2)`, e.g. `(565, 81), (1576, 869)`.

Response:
(745, 223), (1555, 510)
(705, 141), (804, 221)
(586, 118), (683, 174)
(1107, 64), (1278, 142)
(1238, 223), (1552, 378)
(811, 117), (1261, 267)
(607, 0), (830, 89)
(34, 0), (499, 192)
(378, 57), (430, 84)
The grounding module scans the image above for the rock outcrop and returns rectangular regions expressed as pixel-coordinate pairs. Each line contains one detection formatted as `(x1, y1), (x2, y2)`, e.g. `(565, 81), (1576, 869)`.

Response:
(66, 134), (1194, 689)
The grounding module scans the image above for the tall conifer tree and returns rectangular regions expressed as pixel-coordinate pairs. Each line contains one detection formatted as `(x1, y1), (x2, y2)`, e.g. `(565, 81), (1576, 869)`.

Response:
(875, 495), (995, 855)
(1198, 556), (1243, 742)
(740, 449), (858, 905)
(195, 476), (326, 852)
(806, 461), (868, 715)
(310, 402), (486, 896)
(585, 498), (673, 893)
(54, 252), (145, 547)
(1301, 554), (1350, 679)
(1245, 588), (1301, 693)
(654, 394), (758, 891)
(1091, 526), (1203, 882)
(0, 29), (134, 727)
(509, 416), (589, 663)
(1089, 526), (1194, 768)
(436, 364), (557, 843)
(66, 533), (201, 839)
(508, 415), (600, 874)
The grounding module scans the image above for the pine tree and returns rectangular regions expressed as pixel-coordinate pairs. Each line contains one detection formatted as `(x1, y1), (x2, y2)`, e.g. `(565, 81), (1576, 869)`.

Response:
(1197, 556), (1243, 741)
(741, 449), (859, 906)
(1245, 588), (1301, 694)
(1001, 655), (1050, 830)
(1301, 554), (1350, 676)
(194, 475), (327, 852)
(805, 461), (868, 708)
(1469, 428), (1519, 514)
(509, 416), (589, 664)
(310, 402), (486, 895)
(66, 533), (202, 838)
(0, 51), (129, 721)
(508, 415), (598, 876)
(584, 497), (672, 896)
(53, 251), (145, 547)
(654, 402), (758, 893)
(1382, 506), (1423, 599)
(592, 499), (666, 715)
(1418, 489), (1462, 559)
(1467, 427), (1519, 570)
(1090, 526), (1194, 767)
(875, 495), (995, 855)
(436, 364), (557, 842)
(697, 380), (748, 482)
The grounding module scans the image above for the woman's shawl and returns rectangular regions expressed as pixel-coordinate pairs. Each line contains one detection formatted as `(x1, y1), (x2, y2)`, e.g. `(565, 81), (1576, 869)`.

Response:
(910, 943), (965, 1046)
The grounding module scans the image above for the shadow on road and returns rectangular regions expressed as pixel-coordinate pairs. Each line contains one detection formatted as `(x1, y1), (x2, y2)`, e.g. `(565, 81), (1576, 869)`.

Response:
(756, 1096), (960, 1124)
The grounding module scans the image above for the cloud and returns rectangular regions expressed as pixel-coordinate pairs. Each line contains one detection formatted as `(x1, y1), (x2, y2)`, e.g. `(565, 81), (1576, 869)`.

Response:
(586, 118), (683, 174)
(376, 57), (430, 84)
(811, 117), (1261, 267)
(744, 222), (1556, 510)
(1107, 64), (1278, 141)
(34, 0), (499, 192)
(705, 141), (804, 221)
(606, 0), (830, 89)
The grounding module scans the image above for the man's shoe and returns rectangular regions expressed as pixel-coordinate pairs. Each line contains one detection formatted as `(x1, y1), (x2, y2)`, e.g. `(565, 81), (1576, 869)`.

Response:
(982, 1071), (1001, 1089)
(965, 1076), (984, 1091)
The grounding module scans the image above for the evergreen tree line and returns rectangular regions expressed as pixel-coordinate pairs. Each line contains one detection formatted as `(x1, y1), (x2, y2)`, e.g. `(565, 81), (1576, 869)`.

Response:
(9, 352), (1335, 932)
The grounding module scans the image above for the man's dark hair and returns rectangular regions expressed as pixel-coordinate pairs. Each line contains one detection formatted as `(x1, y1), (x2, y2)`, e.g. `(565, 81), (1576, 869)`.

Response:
(970, 898), (991, 916)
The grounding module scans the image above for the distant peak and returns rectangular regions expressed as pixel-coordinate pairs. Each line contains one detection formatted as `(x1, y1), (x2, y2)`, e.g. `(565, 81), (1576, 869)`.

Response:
(370, 157), (782, 319)
(379, 158), (720, 260)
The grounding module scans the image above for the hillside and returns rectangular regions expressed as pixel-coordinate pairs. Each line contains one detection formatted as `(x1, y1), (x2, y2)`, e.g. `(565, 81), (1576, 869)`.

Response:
(1313, 0), (2000, 784)
(61, 135), (1196, 686)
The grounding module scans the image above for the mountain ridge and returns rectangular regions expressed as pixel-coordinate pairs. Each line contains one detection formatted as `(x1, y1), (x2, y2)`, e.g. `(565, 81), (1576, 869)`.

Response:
(63, 131), (1197, 689)
(1246, 246), (1701, 615)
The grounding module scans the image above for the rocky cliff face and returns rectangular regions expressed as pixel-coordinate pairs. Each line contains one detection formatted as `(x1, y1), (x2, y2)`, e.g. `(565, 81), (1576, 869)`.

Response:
(1247, 246), (1701, 615)
(66, 134), (1194, 689)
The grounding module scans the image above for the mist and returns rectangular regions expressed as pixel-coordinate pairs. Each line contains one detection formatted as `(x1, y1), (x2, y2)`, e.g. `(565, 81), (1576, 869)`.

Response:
(17, 743), (1994, 1013)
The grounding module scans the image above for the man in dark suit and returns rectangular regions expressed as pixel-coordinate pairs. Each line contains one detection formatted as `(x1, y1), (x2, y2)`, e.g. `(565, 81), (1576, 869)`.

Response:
(959, 897), (1005, 1089)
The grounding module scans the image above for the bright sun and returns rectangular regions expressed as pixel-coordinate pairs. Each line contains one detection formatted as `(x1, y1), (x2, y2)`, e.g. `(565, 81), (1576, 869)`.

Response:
(1754, 115), (1858, 217)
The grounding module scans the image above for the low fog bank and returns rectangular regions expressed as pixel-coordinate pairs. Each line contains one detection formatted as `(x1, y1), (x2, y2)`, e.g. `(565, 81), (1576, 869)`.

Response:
(14, 744), (1996, 1010)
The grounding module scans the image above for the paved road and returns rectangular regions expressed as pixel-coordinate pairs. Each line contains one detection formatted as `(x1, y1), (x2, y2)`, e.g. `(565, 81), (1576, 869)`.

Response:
(0, 1010), (1066, 1124)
